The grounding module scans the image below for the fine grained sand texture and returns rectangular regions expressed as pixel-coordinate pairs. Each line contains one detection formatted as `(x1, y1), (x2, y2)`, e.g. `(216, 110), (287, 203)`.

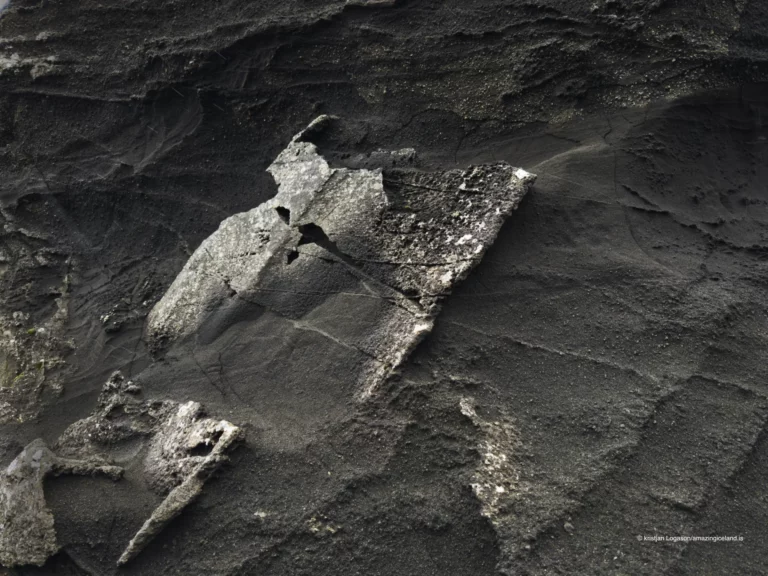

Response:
(0, 1), (768, 575)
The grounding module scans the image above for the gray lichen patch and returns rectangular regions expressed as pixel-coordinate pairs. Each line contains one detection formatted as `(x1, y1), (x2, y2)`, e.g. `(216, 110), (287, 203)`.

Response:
(148, 116), (535, 396)
(0, 439), (122, 567)
(55, 372), (243, 566)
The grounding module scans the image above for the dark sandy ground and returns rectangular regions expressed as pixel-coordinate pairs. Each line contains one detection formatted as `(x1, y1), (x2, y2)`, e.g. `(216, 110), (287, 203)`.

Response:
(1, 1), (768, 575)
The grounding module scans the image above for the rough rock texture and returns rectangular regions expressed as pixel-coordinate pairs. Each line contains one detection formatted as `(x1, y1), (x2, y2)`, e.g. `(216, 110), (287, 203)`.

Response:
(55, 372), (243, 567)
(0, 270), (72, 425)
(459, 396), (522, 559)
(0, 372), (243, 569)
(148, 116), (533, 396)
(118, 401), (242, 565)
(0, 438), (121, 567)
(2, 1), (768, 575)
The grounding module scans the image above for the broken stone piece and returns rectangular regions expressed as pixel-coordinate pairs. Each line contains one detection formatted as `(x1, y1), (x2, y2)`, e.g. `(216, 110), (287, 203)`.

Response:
(55, 372), (243, 566)
(459, 397), (520, 519)
(117, 404), (241, 565)
(147, 116), (535, 396)
(0, 439), (122, 567)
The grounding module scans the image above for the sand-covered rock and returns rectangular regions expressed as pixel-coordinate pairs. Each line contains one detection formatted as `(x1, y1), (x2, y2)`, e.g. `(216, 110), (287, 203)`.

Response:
(148, 117), (534, 396)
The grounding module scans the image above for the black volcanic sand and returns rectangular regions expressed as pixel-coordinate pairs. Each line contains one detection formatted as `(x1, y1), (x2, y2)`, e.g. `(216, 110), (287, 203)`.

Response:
(1, 1), (768, 575)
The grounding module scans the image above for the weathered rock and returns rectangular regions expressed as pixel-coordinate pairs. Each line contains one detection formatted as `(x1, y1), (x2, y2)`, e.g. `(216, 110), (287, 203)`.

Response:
(148, 116), (535, 396)
(0, 438), (122, 567)
(459, 397), (525, 570)
(55, 372), (244, 566)
(460, 397), (521, 518)
(0, 271), (73, 425)
(118, 403), (242, 565)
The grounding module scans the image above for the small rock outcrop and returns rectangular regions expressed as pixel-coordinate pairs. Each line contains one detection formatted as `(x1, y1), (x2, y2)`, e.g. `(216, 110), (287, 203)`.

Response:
(56, 372), (243, 566)
(117, 400), (241, 565)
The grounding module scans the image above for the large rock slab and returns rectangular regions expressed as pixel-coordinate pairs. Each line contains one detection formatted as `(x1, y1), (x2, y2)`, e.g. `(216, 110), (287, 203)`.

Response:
(148, 116), (535, 396)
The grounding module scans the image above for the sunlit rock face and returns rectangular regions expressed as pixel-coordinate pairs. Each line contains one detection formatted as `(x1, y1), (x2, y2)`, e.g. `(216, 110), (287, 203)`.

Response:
(147, 116), (535, 397)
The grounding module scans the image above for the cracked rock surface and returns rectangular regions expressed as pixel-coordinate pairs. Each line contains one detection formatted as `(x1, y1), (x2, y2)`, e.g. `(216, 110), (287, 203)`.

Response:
(1, 1), (768, 575)
(148, 116), (533, 397)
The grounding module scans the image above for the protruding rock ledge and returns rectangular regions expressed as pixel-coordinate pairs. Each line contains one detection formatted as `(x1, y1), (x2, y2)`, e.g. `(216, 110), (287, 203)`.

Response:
(116, 400), (242, 565)
(147, 116), (535, 396)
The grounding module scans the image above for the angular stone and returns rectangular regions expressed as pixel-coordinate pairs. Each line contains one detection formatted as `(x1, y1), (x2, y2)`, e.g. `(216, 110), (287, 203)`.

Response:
(0, 439), (122, 567)
(117, 401), (242, 565)
(55, 372), (244, 566)
(148, 116), (535, 397)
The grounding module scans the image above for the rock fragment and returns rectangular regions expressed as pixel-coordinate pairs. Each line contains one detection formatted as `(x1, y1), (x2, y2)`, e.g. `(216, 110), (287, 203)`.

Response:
(118, 402), (242, 565)
(56, 372), (243, 566)
(460, 397), (521, 520)
(148, 116), (535, 397)
(460, 397), (524, 570)
(0, 439), (122, 567)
